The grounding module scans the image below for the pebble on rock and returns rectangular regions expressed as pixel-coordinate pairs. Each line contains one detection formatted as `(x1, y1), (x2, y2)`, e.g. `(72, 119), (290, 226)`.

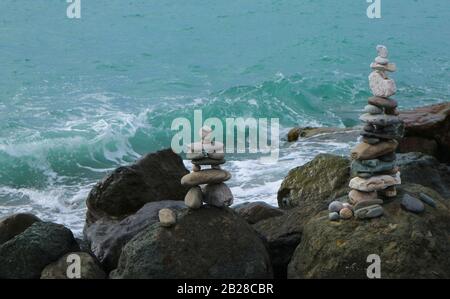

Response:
(354, 199), (384, 211)
(401, 194), (425, 214)
(419, 193), (437, 208)
(339, 208), (353, 220)
(355, 204), (384, 219)
(158, 208), (177, 227)
(328, 201), (344, 213)
(203, 183), (234, 208)
(329, 212), (340, 221)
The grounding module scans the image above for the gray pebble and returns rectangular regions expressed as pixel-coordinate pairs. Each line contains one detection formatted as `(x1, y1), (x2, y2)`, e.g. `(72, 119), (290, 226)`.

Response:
(419, 193), (436, 208)
(328, 201), (344, 213)
(401, 194), (425, 213)
(329, 212), (340, 221)
(355, 204), (384, 219)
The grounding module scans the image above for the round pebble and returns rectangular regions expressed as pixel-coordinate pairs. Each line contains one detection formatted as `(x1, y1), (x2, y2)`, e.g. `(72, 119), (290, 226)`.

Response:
(401, 194), (425, 213)
(328, 201), (344, 213)
(158, 208), (177, 227)
(329, 212), (340, 221)
(364, 104), (383, 115)
(184, 187), (203, 209)
(339, 208), (353, 219)
(419, 193), (436, 208)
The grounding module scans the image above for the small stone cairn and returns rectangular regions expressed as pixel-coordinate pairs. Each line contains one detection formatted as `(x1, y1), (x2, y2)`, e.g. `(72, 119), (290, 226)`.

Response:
(329, 45), (403, 221)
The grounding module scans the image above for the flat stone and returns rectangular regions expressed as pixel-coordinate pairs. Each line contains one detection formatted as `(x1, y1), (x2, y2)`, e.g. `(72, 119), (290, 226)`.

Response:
(363, 124), (375, 132)
(351, 159), (396, 175)
(385, 107), (399, 115)
(360, 113), (401, 126)
(375, 56), (389, 65)
(203, 183), (234, 208)
(339, 208), (353, 219)
(368, 97), (398, 109)
(158, 208), (177, 227)
(362, 137), (380, 145)
(370, 62), (396, 72)
(354, 198), (384, 211)
(419, 193), (437, 208)
(361, 131), (399, 140)
(355, 204), (384, 219)
(348, 190), (378, 204)
(349, 174), (401, 192)
(184, 187), (203, 209)
(328, 212), (340, 221)
(191, 158), (226, 166)
(364, 104), (383, 115)
(378, 152), (396, 162)
(188, 152), (226, 160)
(376, 45), (388, 58)
(369, 71), (397, 98)
(328, 201), (344, 213)
(351, 140), (398, 160)
(401, 194), (425, 213)
(181, 169), (231, 187)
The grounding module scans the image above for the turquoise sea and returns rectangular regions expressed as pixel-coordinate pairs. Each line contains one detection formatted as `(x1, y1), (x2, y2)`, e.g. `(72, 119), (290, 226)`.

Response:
(1, 0), (449, 234)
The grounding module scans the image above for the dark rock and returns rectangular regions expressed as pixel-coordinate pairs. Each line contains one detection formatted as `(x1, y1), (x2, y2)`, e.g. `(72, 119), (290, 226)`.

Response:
(0, 213), (41, 245)
(351, 159), (395, 175)
(401, 194), (425, 213)
(397, 152), (450, 199)
(85, 149), (189, 227)
(288, 184), (450, 278)
(397, 137), (438, 158)
(419, 193), (437, 208)
(0, 222), (79, 279)
(368, 97), (398, 109)
(84, 200), (186, 271)
(110, 206), (273, 279)
(234, 201), (284, 224)
(41, 252), (106, 279)
(278, 154), (350, 209)
(398, 102), (450, 162)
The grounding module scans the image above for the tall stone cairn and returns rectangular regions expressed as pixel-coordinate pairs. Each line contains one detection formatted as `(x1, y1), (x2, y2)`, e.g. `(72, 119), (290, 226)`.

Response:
(348, 45), (402, 219)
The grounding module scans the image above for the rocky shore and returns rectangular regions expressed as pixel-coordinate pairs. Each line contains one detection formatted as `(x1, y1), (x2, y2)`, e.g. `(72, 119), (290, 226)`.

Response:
(0, 102), (449, 279)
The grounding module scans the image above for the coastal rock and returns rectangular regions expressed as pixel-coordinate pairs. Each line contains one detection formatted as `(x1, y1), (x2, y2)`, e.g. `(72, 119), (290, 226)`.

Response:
(110, 206), (273, 279)
(349, 174), (400, 192)
(398, 102), (450, 162)
(368, 97), (398, 109)
(85, 149), (189, 226)
(354, 204), (384, 219)
(401, 194), (425, 214)
(278, 154), (350, 209)
(84, 200), (186, 271)
(203, 183), (234, 207)
(287, 184), (450, 278)
(369, 71), (397, 98)
(364, 104), (383, 115)
(233, 202), (284, 225)
(351, 140), (398, 160)
(0, 213), (41, 245)
(181, 169), (231, 187)
(359, 113), (401, 126)
(397, 136), (438, 158)
(348, 189), (378, 204)
(184, 186), (203, 209)
(41, 252), (106, 279)
(351, 159), (396, 175)
(328, 201), (344, 213)
(396, 152), (450, 199)
(0, 222), (79, 279)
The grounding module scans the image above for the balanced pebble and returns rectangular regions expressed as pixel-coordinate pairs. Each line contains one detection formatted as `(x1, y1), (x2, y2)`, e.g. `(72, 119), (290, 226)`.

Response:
(158, 208), (177, 227)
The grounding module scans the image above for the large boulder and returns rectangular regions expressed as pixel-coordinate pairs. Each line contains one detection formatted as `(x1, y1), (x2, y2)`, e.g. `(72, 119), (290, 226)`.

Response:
(0, 213), (41, 245)
(233, 201), (284, 224)
(398, 102), (450, 162)
(288, 184), (450, 279)
(41, 252), (106, 279)
(278, 154), (350, 209)
(110, 206), (273, 279)
(397, 152), (450, 199)
(85, 149), (189, 226)
(0, 222), (79, 279)
(84, 200), (186, 271)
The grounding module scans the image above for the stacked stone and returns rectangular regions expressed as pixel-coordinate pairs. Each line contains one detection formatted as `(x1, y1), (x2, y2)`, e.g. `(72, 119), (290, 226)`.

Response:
(181, 126), (234, 209)
(347, 45), (402, 219)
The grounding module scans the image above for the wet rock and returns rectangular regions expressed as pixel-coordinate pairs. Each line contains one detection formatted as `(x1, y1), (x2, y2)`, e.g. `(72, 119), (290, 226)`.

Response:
(234, 202), (284, 224)
(0, 213), (41, 245)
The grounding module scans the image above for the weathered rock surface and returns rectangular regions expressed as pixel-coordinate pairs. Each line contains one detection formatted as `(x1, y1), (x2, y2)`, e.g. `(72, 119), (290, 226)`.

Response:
(278, 154), (350, 209)
(398, 102), (450, 162)
(0, 222), (79, 279)
(397, 152), (450, 199)
(84, 200), (186, 271)
(0, 213), (41, 245)
(85, 149), (189, 226)
(41, 252), (106, 279)
(110, 206), (273, 279)
(233, 201), (284, 224)
(288, 184), (450, 279)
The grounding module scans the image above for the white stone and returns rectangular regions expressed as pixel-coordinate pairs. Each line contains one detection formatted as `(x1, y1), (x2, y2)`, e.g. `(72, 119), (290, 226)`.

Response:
(375, 56), (389, 65)
(158, 208), (177, 227)
(184, 187), (203, 209)
(369, 71), (397, 98)
(370, 62), (396, 72)
(376, 45), (388, 58)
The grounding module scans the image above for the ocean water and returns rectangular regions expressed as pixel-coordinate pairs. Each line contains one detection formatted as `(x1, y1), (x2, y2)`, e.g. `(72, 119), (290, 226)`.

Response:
(0, 0), (449, 234)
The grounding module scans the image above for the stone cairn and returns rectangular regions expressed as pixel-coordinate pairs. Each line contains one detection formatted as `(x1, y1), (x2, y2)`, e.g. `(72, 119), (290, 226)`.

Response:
(159, 126), (234, 227)
(329, 45), (402, 221)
